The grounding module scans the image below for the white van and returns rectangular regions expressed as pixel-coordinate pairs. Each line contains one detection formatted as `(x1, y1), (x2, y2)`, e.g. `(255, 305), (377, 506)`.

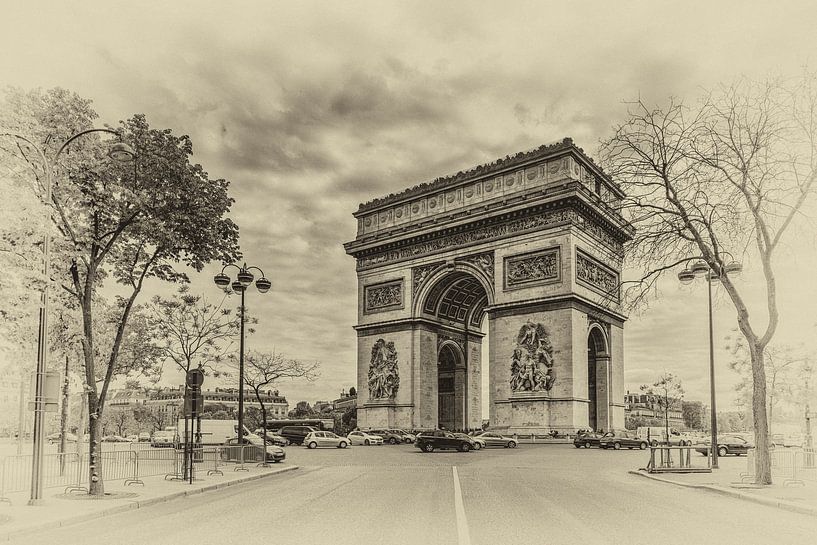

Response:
(177, 419), (255, 446)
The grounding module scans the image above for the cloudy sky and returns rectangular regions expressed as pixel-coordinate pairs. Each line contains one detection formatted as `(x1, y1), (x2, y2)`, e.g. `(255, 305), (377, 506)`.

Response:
(1, 1), (815, 413)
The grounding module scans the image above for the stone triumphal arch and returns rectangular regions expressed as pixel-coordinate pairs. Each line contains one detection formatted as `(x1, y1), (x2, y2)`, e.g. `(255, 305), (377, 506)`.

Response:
(344, 138), (633, 434)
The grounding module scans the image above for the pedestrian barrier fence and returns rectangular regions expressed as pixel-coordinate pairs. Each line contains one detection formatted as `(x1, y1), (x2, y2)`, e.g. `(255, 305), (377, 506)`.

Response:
(646, 445), (712, 474)
(740, 447), (815, 486)
(0, 444), (269, 504)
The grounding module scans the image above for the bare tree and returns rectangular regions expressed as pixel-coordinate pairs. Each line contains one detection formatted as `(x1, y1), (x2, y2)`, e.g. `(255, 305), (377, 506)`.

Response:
(640, 373), (684, 444)
(600, 73), (817, 484)
(239, 350), (319, 461)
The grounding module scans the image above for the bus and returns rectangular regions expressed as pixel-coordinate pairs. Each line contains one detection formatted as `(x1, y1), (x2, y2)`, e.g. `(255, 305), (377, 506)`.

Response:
(260, 419), (336, 433)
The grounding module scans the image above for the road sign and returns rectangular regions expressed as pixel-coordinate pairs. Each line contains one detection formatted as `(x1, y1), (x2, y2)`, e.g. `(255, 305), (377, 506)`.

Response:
(186, 368), (205, 388)
(28, 371), (61, 412)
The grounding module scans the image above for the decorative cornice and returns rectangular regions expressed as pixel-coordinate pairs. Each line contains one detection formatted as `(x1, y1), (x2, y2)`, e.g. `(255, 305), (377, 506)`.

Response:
(484, 293), (627, 326)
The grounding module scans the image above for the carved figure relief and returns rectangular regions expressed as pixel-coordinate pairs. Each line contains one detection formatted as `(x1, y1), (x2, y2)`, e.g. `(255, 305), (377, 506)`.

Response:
(510, 322), (555, 392)
(504, 248), (560, 289)
(412, 263), (443, 302)
(576, 250), (619, 301)
(459, 252), (494, 284)
(368, 339), (400, 399)
(364, 280), (403, 313)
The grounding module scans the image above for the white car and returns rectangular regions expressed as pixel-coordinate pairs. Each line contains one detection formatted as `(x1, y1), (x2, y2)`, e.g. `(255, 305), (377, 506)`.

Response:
(304, 431), (350, 449)
(347, 431), (384, 446)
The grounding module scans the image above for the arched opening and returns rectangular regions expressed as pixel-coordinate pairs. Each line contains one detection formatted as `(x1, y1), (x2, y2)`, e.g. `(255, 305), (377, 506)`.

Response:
(437, 343), (460, 430)
(587, 326), (609, 431)
(417, 266), (492, 431)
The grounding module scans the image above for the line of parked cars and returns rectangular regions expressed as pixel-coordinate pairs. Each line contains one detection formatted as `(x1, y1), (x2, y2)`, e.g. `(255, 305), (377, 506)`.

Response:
(573, 429), (757, 456)
(414, 430), (518, 452)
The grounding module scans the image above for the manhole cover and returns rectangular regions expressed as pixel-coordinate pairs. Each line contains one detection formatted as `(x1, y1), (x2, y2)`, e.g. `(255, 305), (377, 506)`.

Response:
(54, 492), (139, 500)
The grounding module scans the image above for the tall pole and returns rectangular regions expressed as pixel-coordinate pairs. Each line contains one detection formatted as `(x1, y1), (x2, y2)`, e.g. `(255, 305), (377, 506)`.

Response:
(238, 287), (246, 444)
(29, 162), (53, 505)
(708, 276), (719, 469)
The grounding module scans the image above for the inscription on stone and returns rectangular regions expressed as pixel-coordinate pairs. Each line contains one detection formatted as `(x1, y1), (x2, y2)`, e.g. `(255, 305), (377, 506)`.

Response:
(504, 248), (560, 289)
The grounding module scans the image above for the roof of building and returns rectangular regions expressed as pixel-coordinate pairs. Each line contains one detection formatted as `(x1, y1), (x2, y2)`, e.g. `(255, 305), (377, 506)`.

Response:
(356, 137), (618, 213)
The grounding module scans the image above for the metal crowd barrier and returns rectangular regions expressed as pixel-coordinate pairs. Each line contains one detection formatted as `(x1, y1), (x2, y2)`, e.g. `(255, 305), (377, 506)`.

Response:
(646, 445), (712, 474)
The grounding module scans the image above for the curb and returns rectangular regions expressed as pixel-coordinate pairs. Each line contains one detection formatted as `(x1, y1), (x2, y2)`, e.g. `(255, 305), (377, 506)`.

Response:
(0, 465), (298, 542)
(628, 470), (817, 517)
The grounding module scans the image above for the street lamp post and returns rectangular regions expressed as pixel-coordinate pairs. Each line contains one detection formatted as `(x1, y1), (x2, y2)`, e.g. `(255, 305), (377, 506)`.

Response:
(678, 257), (742, 470)
(1, 128), (135, 504)
(213, 264), (271, 444)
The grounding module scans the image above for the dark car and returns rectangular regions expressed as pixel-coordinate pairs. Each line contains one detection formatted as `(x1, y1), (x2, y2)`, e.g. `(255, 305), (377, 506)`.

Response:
(472, 431), (518, 449)
(415, 430), (474, 452)
(694, 434), (754, 457)
(369, 429), (404, 445)
(279, 425), (317, 445)
(573, 432), (604, 449)
(599, 430), (648, 450)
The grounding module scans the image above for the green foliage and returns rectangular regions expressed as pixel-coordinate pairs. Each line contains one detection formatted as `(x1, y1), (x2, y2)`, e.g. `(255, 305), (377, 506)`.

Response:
(682, 400), (706, 430)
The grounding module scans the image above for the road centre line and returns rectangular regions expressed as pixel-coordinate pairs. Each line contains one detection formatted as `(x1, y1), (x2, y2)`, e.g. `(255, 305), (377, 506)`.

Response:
(452, 466), (472, 545)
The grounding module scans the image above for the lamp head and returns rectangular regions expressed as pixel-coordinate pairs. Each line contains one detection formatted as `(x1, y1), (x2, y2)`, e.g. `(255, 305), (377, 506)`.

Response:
(724, 261), (742, 275)
(236, 269), (254, 287)
(690, 261), (710, 276)
(231, 280), (246, 292)
(213, 273), (231, 288)
(677, 269), (695, 285)
(255, 277), (272, 293)
(108, 142), (136, 163)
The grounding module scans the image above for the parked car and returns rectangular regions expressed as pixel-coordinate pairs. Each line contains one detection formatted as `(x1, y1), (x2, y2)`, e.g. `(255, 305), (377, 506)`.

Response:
(599, 430), (648, 450)
(394, 430), (417, 443)
(223, 436), (285, 463)
(151, 430), (176, 448)
(347, 431), (383, 446)
(416, 430), (474, 452)
(636, 426), (693, 446)
(253, 429), (290, 447)
(453, 432), (483, 450)
(102, 435), (129, 442)
(694, 434), (754, 457)
(783, 433), (804, 448)
(126, 434), (138, 442)
(304, 431), (350, 449)
(137, 432), (151, 442)
(573, 432), (604, 449)
(472, 431), (518, 449)
(279, 425), (318, 446)
(47, 432), (77, 445)
(368, 429), (403, 445)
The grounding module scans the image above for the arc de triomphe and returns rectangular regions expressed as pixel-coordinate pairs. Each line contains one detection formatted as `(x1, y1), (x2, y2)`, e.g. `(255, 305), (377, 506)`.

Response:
(344, 138), (632, 434)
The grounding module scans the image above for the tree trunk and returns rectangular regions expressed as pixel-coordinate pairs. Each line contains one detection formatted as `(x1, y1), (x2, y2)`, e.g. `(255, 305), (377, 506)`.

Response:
(87, 393), (104, 495)
(751, 343), (772, 484)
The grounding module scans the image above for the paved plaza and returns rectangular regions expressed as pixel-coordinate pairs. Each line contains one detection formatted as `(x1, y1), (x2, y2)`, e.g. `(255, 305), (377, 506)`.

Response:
(5, 444), (815, 545)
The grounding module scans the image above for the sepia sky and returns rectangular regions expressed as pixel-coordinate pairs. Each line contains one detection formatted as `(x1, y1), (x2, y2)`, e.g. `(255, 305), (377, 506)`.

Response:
(1, 1), (816, 413)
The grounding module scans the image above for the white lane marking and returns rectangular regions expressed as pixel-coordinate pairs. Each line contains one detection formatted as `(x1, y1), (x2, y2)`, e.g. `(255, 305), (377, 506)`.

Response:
(452, 466), (472, 545)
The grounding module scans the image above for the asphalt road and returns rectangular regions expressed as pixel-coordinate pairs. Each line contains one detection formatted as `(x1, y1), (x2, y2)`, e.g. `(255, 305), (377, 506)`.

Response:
(9, 443), (816, 545)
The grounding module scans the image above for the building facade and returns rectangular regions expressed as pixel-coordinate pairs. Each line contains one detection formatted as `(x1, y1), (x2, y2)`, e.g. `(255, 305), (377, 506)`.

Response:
(345, 138), (632, 434)
(624, 391), (685, 428)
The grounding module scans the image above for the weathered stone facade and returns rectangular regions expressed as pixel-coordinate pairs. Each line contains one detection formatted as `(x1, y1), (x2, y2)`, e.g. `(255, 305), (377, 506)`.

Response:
(345, 138), (632, 433)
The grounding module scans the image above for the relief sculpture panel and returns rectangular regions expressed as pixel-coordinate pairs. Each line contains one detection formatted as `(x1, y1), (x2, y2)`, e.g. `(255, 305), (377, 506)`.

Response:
(368, 339), (400, 400)
(504, 247), (560, 289)
(510, 322), (555, 392)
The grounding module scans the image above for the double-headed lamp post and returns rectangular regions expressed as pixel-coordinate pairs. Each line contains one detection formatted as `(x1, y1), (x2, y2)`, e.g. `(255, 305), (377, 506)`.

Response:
(0, 129), (136, 505)
(678, 257), (742, 470)
(213, 264), (271, 444)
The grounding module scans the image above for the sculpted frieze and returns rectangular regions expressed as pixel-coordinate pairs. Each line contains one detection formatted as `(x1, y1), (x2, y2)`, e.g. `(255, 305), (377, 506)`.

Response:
(510, 322), (555, 392)
(458, 252), (495, 284)
(368, 339), (399, 399)
(364, 280), (404, 313)
(357, 207), (623, 270)
(576, 250), (619, 302)
(504, 248), (560, 289)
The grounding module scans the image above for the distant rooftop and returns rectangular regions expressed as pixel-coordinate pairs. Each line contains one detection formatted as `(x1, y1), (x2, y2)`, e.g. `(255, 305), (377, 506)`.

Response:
(357, 137), (610, 213)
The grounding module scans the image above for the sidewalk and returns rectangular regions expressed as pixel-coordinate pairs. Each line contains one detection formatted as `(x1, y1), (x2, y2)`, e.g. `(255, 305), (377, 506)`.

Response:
(630, 458), (817, 517)
(0, 463), (298, 542)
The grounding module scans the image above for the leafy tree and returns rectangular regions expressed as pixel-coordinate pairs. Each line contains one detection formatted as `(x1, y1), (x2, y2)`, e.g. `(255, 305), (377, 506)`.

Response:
(102, 407), (133, 437)
(0, 88), (240, 494)
(341, 406), (357, 434)
(640, 373), (684, 443)
(681, 400), (705, 430)
(238, 350), (318, 456)
(600, 74), (817, 483)
(289, 401), (315, 418)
